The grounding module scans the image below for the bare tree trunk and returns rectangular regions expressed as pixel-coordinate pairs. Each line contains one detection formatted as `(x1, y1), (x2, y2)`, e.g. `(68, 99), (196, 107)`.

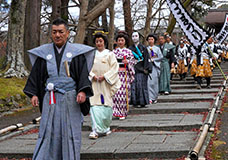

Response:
(123, 0), (133, 46)
(108, 1), (115, 50)
(45, 0), (61, 43)
(4, 0), (29, 78)
(101, 11), (108, 32)
(74, 0), (88, 43)
(24, 0), (41, 70)
(143, 0), (154, 45)
(74, 0), (113, 44)
(86, 0), (100, 46)
(51, 0), (61, 20)
(61, 0), (69, 22)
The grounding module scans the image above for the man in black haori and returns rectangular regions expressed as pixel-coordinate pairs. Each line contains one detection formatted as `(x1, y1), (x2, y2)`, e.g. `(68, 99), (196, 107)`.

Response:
(129, 32), (151, 108)
(24, 18), (95, 160)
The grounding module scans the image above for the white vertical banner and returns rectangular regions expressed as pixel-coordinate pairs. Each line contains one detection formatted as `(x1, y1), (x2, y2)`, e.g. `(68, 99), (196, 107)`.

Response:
(166, 0), (211, 51)
(216, 14), (228, 44)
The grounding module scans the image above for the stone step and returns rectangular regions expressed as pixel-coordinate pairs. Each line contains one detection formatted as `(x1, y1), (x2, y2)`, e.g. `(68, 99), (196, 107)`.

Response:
(211, 73), (228, 76)
(170, 83), (221, 89)
(171, 88), (219, 94)
(129, 102), (210, 114)
(82, 113), (204, 131)
(0, 131), (198, 159)
(81, 131), (197, 159)
(157, 93), (215, 102)
(171, 76), (225, 81)
(172, 73), (225, 79)
(213, 72), (228, 75)
(213, 69), (228, 73)
(171, 79), (222, 84)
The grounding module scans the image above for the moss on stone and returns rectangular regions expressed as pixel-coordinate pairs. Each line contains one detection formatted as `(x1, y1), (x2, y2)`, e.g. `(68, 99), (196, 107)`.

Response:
(0, 77), (26, 99)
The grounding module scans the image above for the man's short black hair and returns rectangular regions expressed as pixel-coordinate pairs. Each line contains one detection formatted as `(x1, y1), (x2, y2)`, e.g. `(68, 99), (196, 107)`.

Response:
(52, 18), (69, 30)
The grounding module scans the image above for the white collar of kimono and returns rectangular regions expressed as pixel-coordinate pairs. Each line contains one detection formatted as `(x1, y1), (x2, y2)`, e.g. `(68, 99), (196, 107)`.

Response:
(148, 45), (154, 49)
(117, 47), (126, 52)
(95, 49), (110, 57)
(55, 44), (64, 54)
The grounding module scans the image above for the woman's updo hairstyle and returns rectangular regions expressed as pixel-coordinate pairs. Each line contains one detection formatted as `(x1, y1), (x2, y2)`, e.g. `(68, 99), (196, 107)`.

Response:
(93, 30), (108, 48)
(115, 31), (129, 47)
(146, 33), (158, 42)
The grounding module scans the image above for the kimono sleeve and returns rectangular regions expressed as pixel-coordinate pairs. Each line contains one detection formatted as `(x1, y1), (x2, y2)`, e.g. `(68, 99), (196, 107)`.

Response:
(104, 52), (120, 85)
(23, 57), (48, 112)
(70, 54), (94, 116)
(143, 46), (152, 73)
(170, 45), (176, 63)
(70, 54), (93, 98)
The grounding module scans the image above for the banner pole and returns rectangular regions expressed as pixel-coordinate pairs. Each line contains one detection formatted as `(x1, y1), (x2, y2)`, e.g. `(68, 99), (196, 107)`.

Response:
(124, 56), (129, 112)
(206, 43), (227, 80)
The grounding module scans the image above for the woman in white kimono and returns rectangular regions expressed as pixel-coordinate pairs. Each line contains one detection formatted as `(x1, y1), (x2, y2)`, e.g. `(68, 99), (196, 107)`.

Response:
(146, 34), (163, 104)
(89, 31), (121, 139)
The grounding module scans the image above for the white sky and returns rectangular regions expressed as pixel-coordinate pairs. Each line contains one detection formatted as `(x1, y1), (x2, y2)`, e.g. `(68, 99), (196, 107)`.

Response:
(68, 0), (126, 30)
(3, 0), (227, 32)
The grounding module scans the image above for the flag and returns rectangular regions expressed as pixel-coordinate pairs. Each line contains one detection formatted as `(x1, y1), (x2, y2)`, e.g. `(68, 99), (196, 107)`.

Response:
(166, 0), (211, 52)
(216, 14), (228, 44)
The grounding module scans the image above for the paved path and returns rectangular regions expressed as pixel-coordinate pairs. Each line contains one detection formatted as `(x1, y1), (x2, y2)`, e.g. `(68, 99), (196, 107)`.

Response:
(0, 62), (227, 159)
(0, 107), (40, 130)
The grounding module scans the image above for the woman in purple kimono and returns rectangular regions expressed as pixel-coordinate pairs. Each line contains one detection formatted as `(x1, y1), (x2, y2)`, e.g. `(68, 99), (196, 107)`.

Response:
(112, 31), (135, 120)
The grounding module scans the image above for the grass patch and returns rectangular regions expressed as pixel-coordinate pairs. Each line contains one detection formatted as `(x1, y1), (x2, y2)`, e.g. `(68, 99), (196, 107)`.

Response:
(210, 143), (226, 160)
(0, 77), (27, 99)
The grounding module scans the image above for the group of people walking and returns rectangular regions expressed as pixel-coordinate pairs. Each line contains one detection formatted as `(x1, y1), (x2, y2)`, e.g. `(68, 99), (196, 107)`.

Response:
(88, 29), (228, 140)
(23, 18), (228, 159)
(88, 31), (178, 139)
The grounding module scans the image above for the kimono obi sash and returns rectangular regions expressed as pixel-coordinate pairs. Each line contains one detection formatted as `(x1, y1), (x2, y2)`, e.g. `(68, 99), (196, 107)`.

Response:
(116, 58), (125, 68)
(46, 76), (76, 94)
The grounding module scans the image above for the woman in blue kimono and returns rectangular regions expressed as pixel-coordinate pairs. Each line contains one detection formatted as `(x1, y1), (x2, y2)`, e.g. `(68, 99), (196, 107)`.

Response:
(146, 34), (163, 104)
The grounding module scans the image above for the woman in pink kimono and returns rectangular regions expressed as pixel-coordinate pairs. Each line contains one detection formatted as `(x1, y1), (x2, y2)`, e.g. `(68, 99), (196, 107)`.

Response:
(112, 31), (135, 120)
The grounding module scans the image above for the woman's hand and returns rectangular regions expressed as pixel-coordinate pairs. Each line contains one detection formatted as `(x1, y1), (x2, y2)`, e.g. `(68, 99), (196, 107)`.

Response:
(93, 75), (105, 82)
(122, 59), (128, 65)
(93, 75), (99, 81)
(98, 76), (105, 82)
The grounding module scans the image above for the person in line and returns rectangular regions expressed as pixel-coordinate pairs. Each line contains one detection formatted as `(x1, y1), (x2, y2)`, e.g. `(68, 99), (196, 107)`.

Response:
(165, 34), (177, 81)
(165, 34), (176, 46)
(176, 40), (190, 81)
(196, 36), (218, 89)
(189, 47), (198, 84)
(23, 18), (95, 160)
(146, 33), (163, 104)
(182, 38), (192, 72)
(157, 34), (176, 95)
(129, 32), (151, 108)
(112, 31), (135, 120)
(89, 31), (121, 139)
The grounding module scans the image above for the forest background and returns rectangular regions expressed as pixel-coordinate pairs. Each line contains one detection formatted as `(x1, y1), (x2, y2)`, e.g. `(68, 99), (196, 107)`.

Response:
(0, 0), (227, 112)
